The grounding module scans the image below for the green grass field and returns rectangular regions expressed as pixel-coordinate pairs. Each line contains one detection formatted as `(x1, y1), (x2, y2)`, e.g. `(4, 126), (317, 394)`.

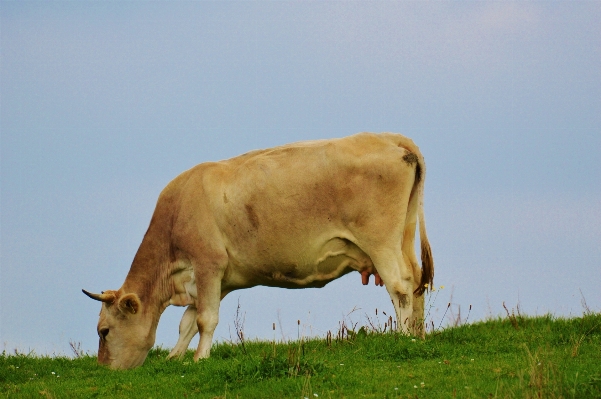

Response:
(2, 311), (600, 398)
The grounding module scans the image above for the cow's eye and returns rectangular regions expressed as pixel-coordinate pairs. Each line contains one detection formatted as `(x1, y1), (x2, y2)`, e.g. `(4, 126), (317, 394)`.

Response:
(99, 328), (109, 340)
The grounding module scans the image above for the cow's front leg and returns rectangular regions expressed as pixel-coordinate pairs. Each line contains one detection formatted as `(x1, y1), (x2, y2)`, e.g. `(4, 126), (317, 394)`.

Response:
(193, 260), (226, 361)
(167, 305), (198, 359)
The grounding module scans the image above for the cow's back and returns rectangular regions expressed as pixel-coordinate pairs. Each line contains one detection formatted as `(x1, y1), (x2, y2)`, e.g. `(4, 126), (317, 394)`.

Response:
(164, 133), (420, 288)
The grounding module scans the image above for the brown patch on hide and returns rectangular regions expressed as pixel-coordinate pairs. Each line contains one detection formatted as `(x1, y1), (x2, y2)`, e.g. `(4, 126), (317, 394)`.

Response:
(399, 148), (421, 182)
(398, 293), (409, 308)
(245, 204), (259, 229)
(223, 193), (228, 203)
(402, 152), (418, 165)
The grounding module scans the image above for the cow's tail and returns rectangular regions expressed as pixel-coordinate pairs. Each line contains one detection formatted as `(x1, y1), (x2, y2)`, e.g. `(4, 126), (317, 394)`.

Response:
(414, 154), (434, 296)
(394, 133), (433, 297)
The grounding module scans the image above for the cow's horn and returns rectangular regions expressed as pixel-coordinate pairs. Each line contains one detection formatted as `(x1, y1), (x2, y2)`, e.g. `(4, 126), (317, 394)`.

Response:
(82, 289), (115, 303)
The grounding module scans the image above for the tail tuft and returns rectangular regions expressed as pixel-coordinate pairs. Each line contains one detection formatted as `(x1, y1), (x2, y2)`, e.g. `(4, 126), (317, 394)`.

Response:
(414, 241), (433, 296)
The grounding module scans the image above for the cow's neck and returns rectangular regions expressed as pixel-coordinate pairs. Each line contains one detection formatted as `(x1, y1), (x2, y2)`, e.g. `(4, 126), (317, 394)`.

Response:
(121, 222), (174, 316)
(120, 187), (193, 315)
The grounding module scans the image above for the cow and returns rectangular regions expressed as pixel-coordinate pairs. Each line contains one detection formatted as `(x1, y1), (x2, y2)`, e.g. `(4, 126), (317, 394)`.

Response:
(83, 132), (434, 369)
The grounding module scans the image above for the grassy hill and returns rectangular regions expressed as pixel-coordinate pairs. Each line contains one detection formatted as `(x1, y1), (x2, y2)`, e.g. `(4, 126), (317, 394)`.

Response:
(2, 312), (600, 398)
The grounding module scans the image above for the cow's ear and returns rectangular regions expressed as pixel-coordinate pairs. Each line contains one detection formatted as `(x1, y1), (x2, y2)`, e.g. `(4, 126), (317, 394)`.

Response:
(118, 293), (141, 315)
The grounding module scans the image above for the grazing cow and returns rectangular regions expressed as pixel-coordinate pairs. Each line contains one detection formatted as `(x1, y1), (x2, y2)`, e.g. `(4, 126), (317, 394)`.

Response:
(83, 132), (434, 369)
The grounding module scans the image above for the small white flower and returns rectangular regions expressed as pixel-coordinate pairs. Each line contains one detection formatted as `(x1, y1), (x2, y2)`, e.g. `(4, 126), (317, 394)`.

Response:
(51, 372), (55, 375)
(411, 339), (416, 342)
(421, 382), (425, 385)
(339, 363), (344, 366)
(414, 385), (418, 388)
(181, 375), (184, 378)
(314, 394), (318, 397)
(471, 359), (474, 361)
(394, 387), (398, 390)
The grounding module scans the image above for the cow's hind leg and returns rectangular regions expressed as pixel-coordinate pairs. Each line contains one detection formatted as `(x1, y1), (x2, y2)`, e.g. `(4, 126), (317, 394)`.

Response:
(402, 221), (426, 337)
(167, 305), (198, 359)
(370, 248), (416, 335)
(412, 290), (425, 337)
(404, 251), (426, 337)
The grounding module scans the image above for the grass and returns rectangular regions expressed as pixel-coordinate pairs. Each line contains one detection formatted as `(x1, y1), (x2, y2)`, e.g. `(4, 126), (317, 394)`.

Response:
(2, 311), (600, 398)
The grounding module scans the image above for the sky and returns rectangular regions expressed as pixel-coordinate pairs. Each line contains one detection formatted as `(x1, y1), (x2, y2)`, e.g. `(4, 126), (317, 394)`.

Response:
(1, 1), (600, 356)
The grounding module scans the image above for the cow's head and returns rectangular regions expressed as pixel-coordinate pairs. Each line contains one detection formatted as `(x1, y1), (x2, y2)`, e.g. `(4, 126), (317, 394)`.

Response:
(82, 289), (156, 369)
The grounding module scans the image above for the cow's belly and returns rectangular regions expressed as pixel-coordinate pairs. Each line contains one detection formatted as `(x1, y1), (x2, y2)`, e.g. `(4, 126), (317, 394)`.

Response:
(224, 237), (375, 290)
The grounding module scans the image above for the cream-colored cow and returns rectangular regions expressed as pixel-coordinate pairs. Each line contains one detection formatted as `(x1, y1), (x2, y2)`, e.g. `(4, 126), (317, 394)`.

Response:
(83, 132), (434, 369)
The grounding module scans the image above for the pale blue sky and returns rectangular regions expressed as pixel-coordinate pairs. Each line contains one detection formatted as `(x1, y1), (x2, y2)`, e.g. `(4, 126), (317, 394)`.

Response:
(1, 1), (600, 355)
